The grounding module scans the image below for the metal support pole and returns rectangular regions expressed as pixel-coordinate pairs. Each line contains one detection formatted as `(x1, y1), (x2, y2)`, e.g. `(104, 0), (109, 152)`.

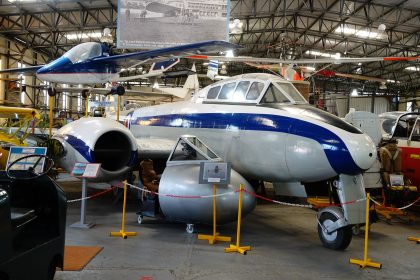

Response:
(110, 181), (137, 239)
(70, 178), (95, 229)
(117, 95), (121, 122)
(350, 193), (381, 269)
(225, 184), (251, 255)
(85, 97), (89, 117)
(198, 184), (231, 245)
(49, 95), (53, 138)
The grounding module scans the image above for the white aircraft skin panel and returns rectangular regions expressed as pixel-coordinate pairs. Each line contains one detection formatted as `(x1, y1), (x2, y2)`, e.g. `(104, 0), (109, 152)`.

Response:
(37, 73), (117, 84)
(132, 125), (292, 180)
(285, 134), (337, 181)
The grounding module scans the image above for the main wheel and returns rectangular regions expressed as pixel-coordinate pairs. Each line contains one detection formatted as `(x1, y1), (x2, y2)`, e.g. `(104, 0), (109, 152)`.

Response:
(317, 212), (352, 250)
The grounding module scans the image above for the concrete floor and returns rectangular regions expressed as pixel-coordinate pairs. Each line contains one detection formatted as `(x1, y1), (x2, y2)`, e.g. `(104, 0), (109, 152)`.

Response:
(55, 181), (419, 280)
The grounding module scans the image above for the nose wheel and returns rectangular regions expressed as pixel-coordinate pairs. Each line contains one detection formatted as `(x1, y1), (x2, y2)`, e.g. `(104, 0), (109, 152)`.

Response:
(186, 224), (194, 234)
(317, 212), (352, 250)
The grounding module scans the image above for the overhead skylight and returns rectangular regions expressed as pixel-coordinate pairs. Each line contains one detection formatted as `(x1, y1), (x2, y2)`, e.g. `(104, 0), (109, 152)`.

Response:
(335, 26), (381, 39)
(305, 50), (341, 59)
(405, 66), (420, 71)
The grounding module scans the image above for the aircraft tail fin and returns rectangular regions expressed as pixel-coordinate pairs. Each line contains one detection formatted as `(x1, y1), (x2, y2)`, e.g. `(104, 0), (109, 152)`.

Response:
(159, 64), (199, 100)
(183, 63), (199, 91)
(207, 60), (219, 80)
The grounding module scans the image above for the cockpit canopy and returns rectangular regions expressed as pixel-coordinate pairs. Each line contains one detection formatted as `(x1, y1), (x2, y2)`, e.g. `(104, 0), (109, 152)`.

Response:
(197, 73), (307, 105)
(63, 42), (103, 63)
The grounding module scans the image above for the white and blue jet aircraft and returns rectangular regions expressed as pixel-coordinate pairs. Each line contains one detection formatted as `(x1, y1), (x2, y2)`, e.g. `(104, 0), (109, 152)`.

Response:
(0, 40), (235, 96)
(52, 72), (377, 250)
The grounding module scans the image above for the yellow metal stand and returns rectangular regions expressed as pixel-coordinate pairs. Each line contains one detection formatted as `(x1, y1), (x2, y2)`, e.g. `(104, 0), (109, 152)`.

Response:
(350, 193), (382, 269)
(117, 95), (121, 122)
(110, 181), (137, 239)
(85, 97), (89, 117)
(48, 95), (53, 138)
(407, 237), (420, 244)
(198, 184), (231, 245)
(225, 184), (251, 255)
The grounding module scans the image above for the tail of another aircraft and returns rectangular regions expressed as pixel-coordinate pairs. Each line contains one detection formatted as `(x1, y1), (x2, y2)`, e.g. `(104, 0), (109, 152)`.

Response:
(207, 60), (219, 80)
(160, 63), (199, 100)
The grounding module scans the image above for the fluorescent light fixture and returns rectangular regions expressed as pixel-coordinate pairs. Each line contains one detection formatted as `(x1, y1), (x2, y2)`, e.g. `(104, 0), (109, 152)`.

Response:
(386, 79), (396, 83)
(335, 26), (380, 39)
(65, 32), (102, 40)
(405, 66), (420, 71)
(305, 66), (316, 71)
(15, 37), (26, 44)
(351, 89), (358, 96)
(305, 50), (341, 59)
(225, 50), (234, 58)
(8, 0), (37, 2)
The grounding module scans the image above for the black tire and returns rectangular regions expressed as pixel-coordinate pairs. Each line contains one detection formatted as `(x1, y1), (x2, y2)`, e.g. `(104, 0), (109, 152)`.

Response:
(317, 212), (352, 250)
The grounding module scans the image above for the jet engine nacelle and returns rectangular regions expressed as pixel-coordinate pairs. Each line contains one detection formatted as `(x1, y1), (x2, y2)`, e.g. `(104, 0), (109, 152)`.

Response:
(158, 164), (256, 224)
(52, 117), (138, 182)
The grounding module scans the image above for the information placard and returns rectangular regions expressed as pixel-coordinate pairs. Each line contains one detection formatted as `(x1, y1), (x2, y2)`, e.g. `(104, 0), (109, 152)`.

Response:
(71, 163), (101, 178)
(199, 162), (231, 185)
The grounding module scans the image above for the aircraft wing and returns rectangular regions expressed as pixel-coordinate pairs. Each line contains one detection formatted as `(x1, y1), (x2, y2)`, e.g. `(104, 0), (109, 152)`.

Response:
(188, 55), (420, 64)
(0, 65), (44, 75)
(136, 137), (177, 159)
(93, 41), (239, 69)
(51, 86), (181, 100)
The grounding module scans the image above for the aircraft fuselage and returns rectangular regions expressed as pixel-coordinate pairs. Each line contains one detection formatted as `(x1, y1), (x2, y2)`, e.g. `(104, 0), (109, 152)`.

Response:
(130, 101), (376, 183)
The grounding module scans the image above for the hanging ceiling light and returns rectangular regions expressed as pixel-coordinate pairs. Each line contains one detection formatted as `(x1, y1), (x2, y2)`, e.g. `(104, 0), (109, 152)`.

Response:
(229, 19), (243, 34)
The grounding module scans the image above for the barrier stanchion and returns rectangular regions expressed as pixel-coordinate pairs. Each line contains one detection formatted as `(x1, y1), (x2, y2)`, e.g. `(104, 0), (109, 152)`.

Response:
(350, 193), (381, 269)
(198, 184), (231, 245)
(225, 184), (251, 255)
(407, 237), (420, 244)
(110, 180), (137, 239)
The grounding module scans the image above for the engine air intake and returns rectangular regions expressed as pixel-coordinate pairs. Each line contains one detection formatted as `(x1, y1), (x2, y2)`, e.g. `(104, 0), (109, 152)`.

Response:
(93, 131), (132, 172)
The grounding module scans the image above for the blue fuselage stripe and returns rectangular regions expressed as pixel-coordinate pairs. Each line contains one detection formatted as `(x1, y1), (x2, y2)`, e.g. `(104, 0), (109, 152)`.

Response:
(131, 113), (362, 174)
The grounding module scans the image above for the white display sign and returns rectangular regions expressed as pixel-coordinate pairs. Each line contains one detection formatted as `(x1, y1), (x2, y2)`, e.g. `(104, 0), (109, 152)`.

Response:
(117, 0), (229, 48)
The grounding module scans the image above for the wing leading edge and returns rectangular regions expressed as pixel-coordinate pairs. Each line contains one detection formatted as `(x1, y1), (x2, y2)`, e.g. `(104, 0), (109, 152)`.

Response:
(93, 41), (240, 69)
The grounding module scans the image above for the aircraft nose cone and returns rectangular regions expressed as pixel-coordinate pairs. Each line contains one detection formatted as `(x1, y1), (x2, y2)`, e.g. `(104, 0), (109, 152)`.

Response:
(36, 56), (71, 75)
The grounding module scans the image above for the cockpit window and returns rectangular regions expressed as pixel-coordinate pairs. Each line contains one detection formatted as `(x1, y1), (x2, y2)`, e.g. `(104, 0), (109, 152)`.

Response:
(246, 82), (264, 100)
(381, 118), (396, 135)
(63, 42), (102, 63)
(410, 119), (420, 141)
(392, 114), (420, 139)
(207, 86), (220, 99)
(232, 81), (250, 101)
(276, 82), (306, 102)
(261, 84), (290, 104)
(218, 82), (236, 99)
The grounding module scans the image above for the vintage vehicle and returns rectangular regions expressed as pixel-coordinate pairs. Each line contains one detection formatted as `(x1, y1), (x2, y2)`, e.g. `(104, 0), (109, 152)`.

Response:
(0, 155), (66, 280)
